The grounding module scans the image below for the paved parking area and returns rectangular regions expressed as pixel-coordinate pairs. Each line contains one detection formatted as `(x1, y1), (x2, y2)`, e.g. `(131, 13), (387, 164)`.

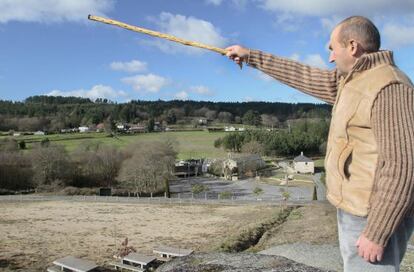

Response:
(169, 177), (314, 201)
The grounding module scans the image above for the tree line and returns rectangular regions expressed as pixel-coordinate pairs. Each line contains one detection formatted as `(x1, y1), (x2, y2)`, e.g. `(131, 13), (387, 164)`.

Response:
(0, 95), (331, 132)
(0, 138), (177, 194)
(215, 119), (329, 156)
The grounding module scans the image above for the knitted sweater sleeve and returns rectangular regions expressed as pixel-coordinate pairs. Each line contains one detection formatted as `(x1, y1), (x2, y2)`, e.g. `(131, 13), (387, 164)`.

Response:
(247, 49), (338, 105)
(364, 83), (414, 247)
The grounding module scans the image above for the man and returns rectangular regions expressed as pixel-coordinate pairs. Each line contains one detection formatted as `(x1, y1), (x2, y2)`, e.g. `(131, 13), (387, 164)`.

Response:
(226, 16), (414, 271)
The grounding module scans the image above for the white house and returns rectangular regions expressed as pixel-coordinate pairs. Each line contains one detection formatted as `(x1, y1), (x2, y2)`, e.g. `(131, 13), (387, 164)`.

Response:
(78, 126), (89, 133)
(198, 118), (208, 125)
(223, 154), (266, 180)
(34, 131), (45, 135)
(293, 152), (314, 174)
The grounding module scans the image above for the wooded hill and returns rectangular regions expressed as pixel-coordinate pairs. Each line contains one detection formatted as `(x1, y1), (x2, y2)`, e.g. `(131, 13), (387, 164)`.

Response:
(0, 95), (331, 132)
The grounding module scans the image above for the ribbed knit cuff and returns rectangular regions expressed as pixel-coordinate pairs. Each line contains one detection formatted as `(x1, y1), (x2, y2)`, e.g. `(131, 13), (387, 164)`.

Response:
(245, 48), (251, 64)
(363, 224), (389, 247)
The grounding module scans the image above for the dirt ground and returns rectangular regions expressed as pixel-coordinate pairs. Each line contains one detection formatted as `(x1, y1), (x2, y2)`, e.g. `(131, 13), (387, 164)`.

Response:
(0, 200), (280, 271)
(255, 203), (338, 249)
(2, 200), (413, 272)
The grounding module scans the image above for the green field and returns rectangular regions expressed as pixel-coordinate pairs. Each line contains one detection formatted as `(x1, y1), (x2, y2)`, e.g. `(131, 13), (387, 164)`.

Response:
(1, 131), (229, 160)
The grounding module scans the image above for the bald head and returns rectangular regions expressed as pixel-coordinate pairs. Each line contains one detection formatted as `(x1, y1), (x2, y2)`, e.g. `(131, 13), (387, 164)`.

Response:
(336, 16), (381, 53)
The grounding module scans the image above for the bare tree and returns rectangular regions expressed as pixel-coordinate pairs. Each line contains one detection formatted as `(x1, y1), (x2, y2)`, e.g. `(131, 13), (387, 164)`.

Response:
(31, 144), (73, 187)
(217, 111), (234, 123)
(260, 114), (279, 128)
(98, 147), (124, 187)
(71, 142), (124, 187)
(241, 141), (264, 155)
(117, 140), (177, 194)
(205, 110), (218, 120)
(0, 151), (33, 190)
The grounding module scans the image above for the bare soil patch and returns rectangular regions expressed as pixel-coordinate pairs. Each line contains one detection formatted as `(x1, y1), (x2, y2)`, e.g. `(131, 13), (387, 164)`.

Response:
(0, 201), (278, 271)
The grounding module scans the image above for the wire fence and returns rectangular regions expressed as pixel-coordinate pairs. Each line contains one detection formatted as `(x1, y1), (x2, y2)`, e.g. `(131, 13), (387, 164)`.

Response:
(0, 194), (314, 206)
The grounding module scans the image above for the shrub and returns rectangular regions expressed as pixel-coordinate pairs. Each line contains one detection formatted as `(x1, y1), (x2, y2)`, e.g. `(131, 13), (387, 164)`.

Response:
(214, 138), (222, 148)
(219, 191), (232, 199)
(18, 140), (26, 150)
(241, 141), (264, 155)
(253, 187), (263, 196)
(40, 138), (50, 147)
(192, 184), (208, 195)
(61, 186), (80, 195)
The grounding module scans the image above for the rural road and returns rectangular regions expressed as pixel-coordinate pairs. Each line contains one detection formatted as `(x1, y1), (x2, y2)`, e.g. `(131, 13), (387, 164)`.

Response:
(313, 173), (326, 201)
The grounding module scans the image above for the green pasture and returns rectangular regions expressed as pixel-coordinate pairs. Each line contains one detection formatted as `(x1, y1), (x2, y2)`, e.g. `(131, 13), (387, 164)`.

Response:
(1, 131), (229, 160)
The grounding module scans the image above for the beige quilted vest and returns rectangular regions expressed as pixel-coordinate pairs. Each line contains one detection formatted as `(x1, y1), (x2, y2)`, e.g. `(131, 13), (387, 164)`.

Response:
(325, 62), (413, 216)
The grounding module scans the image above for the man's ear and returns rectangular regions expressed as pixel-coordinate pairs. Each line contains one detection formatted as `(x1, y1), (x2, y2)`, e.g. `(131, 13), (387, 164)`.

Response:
(349, 40), (360, 56)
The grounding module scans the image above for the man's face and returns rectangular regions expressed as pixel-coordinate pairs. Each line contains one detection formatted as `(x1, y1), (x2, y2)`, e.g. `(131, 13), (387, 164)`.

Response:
(328, 26), (355, 76)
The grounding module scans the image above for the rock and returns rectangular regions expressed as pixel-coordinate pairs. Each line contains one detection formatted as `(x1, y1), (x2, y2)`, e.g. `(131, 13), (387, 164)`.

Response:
(156, 252), (334, 272)
(259, 243), (342, 271)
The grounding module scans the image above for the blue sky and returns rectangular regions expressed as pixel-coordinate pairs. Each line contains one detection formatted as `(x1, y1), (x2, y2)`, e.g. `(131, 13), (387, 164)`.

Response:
(1, 0), (414, 104)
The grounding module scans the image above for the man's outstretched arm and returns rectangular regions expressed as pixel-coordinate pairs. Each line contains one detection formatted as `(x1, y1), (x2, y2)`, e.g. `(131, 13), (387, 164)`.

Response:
(226, 45), (338, 105)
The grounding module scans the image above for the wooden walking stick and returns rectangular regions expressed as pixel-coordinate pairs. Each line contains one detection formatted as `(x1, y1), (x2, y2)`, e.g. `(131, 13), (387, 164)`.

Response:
(88, 15), (227, 55)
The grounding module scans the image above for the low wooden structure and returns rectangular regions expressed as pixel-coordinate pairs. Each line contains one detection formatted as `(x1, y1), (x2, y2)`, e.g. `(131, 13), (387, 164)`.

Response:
(153, 246), (193, 261)
(47, 256), (98, 272)
(112, 253), (156, 271)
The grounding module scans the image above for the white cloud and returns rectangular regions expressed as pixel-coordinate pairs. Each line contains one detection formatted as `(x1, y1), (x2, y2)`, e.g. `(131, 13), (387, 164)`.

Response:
(273, 13), (302, 32)
(383, 23), (414, 49)
(320, 16), (342, 32)
(258, 0), (414, 17)
(243, 96), (255, 102)
(206, 0), (247, 9)
(121, 74), (169, 93)
(147, 12), (227, 54)
(289, 53), (300, 61)
(288, 53), (329, 69)
(110, 60), (147, 73)
(0, 0), (114, 24)
(46, 84), (128, 101)
(258, 0), (414, 44)
(303, 54), (329, 69)
(205, 0), (224, 6)
(189, 85), (214, 96)
(174, 91), (189, 100)
(230, 0), (248, 10)
(256, 71), (274, 82)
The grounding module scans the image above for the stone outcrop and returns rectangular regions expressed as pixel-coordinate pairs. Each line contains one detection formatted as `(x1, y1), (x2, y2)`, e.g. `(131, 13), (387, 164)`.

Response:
(156, 252), (334, 272)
